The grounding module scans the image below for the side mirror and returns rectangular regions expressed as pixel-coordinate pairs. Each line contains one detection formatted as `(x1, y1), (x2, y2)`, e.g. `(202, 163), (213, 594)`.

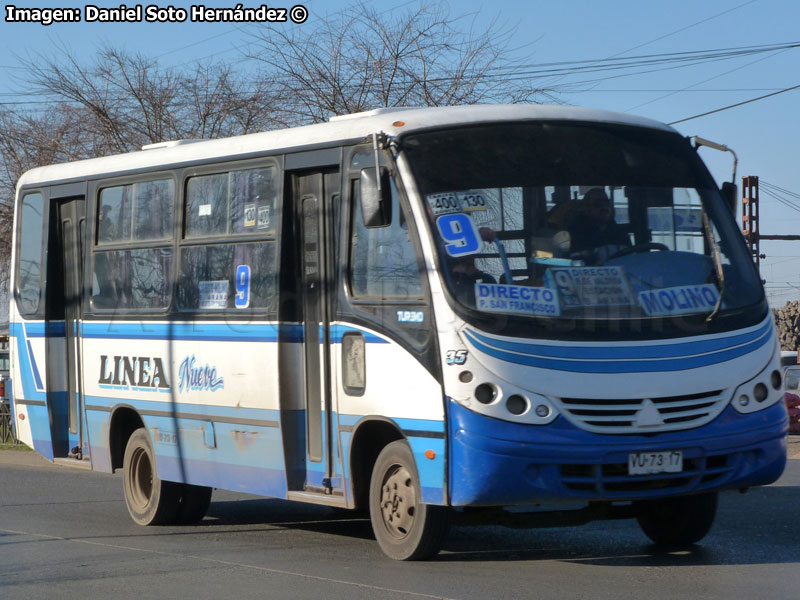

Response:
(360, 167), (392, 228)
(721, 181), (737, 214)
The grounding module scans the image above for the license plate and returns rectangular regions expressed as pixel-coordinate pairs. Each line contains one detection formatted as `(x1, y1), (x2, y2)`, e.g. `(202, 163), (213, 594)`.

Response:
(628, 450), (683, 475)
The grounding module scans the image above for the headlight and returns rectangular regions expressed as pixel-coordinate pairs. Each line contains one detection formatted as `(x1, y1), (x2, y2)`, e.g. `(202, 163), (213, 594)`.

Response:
(732, 367), (783, 414)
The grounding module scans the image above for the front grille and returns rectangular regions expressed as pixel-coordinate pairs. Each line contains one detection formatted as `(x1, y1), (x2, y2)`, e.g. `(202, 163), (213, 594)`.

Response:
(557, 390), (727, 433)
(559, 452), (738, 498)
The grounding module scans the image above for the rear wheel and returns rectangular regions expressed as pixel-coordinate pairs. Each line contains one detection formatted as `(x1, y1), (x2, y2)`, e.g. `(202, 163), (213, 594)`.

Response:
(636, 492), (718, 546)
(369, 440), (449, 560)
(122, 428), (181, 525)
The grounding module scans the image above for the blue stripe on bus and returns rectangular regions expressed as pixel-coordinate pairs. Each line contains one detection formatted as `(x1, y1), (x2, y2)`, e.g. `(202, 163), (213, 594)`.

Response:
(26, 405), (55, 461)
(330, 324), (390, 344)
(25, 339), (44, 390)
(159, 456), (289, 497)
(464, 318), (773, 361)
(338, 414), (445, 432)
(463, 320), (773, 373)
(23, 321), (390, 345)
(21, 321), (66, 337)
(9, 323), (45, 400)
(80, 322), (286, 342)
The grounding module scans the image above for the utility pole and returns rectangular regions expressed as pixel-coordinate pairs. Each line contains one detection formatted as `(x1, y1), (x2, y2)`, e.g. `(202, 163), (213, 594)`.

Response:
(741, 175), (800, 271)
(742, 175), (760, 268)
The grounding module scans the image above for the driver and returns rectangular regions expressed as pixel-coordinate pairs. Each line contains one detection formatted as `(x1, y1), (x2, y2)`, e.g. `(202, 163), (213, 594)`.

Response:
(568, 188), (631, 263)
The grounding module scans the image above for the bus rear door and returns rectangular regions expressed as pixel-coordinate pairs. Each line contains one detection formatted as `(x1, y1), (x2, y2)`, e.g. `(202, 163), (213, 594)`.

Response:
(49, 196), (87, 459)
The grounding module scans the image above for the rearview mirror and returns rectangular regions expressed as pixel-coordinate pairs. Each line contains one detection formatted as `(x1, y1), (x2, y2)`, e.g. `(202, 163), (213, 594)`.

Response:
(721, 181), (737, 214)
(360, 167), (392, 228)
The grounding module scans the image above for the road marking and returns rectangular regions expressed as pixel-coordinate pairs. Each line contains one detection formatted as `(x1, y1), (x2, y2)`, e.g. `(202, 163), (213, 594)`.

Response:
(0, 526), (459, 600)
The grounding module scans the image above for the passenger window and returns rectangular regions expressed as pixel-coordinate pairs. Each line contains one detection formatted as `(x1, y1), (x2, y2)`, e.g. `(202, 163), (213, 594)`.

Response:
(185, 166), (278, 238)
(93, 177), (174, 311)
(17, 192), (45, 314)
(98, 178), (173, 244)
(91, 249), (173, 310)
(185, 173), (228, 237)
(350, 179), (423, 299)
(134, 179), (174, 240)
(177, 242), (277, 311)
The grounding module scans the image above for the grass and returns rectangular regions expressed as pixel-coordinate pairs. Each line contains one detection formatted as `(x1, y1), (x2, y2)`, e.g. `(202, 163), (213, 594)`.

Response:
(0, 442), (31, 451)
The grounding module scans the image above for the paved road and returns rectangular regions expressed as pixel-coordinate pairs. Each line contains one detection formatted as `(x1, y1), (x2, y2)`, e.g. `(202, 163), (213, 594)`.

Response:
(1, 443), (799, 600)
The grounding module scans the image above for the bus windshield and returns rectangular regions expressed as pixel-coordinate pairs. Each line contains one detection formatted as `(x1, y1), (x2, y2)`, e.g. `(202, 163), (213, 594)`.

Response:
(401, 121), (762, 325)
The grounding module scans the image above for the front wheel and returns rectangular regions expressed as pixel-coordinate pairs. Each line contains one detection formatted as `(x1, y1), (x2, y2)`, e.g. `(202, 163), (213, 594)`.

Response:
(635, 492), (717, 546)
(369, 440), (449, 560)
(122, 428), (181, 525)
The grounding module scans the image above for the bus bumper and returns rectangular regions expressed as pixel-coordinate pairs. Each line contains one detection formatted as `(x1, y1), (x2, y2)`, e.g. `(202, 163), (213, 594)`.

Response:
(447, 399), (788, 506)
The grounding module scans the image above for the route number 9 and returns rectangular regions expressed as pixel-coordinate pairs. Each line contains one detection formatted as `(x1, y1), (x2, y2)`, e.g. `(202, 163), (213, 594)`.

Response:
(436, 213), (482, 257)
(235, 265), (251, 309)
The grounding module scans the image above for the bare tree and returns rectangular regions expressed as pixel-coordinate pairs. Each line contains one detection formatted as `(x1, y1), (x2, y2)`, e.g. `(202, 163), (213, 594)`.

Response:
(19, 45), (282, 154)
(246, 1), (554, 124)
(0, 47), (283, 293)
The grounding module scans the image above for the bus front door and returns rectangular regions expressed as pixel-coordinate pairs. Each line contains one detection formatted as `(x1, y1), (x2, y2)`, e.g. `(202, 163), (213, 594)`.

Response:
(285, 170), (342, 500)
(49, 197), (87, 459)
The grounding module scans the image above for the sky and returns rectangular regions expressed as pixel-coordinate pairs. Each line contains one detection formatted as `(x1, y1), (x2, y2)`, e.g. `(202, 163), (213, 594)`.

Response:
(2, 0), (799, 309)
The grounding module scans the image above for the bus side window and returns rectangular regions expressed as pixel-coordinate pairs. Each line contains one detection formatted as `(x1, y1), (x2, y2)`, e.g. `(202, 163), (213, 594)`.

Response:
(177, 165), (279, 313)
(92, 179), (175, 311)
(349, 179), (423, 299)
(16, 192), (45, 314)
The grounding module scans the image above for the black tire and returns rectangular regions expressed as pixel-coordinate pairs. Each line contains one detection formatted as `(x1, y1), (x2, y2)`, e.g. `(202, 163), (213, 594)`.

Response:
(175, 484), (213, 524)
(636, 492), (718, 546)
(122, 428), (181, 526)
(368, 440), (449, 560)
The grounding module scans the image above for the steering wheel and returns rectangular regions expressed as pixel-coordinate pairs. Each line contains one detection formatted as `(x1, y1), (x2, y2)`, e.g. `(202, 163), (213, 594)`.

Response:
(608, 242), (669, 260)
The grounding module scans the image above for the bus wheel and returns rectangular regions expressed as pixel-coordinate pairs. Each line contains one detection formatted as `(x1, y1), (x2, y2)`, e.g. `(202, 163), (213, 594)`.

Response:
(368, 440), (449, 560)
(123, 428), (180, 526)
(175, 484), (213, 524)
(635, 492), (717, 546)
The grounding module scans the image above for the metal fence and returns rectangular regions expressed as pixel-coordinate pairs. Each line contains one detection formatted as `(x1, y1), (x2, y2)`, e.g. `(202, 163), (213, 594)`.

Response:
(0, 401), (17, 445)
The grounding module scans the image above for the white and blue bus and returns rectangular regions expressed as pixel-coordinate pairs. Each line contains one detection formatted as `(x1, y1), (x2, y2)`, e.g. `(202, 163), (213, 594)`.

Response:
(9, 105), (788, 559)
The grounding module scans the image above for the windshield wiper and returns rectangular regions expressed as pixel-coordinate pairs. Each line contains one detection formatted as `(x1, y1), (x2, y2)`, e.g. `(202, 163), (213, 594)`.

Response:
(702, 209), (725, 321)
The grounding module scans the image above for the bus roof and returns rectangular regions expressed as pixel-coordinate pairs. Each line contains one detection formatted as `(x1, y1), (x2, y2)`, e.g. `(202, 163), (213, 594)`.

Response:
(17, 104), (675, 189)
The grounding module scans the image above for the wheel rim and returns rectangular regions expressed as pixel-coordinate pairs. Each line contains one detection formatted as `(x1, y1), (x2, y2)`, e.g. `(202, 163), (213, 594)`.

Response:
(379, 463), (417, 539)
(128, 446), (153, 510)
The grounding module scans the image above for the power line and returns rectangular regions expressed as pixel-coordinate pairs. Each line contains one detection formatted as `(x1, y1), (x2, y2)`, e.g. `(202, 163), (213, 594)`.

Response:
(545, 0), (759, 91)
(626, 46), (787, 112)
(668, 82), (800, 125)
(763, 181), (800, 201)
(3, 41), (795, 109)
(4, 38), (798, 96)
(608, 0), (759, 58)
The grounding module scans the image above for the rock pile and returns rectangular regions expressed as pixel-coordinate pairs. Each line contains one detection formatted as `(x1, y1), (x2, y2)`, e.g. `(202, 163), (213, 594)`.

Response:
(772, 300), (800, 351)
